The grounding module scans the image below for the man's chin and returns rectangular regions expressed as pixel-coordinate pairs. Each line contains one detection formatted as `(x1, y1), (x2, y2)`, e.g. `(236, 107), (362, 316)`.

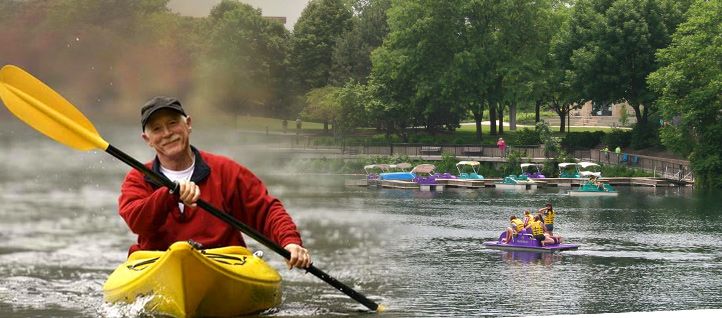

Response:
(159, 148), (185, 159)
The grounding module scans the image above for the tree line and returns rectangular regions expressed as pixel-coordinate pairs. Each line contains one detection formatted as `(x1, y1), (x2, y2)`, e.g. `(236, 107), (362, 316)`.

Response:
(0, 0), (719, 189)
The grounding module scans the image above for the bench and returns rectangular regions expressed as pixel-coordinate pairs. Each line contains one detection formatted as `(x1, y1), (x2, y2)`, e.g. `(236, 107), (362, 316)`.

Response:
(463, 146), (483, 155)
(420, 146), (442, 155)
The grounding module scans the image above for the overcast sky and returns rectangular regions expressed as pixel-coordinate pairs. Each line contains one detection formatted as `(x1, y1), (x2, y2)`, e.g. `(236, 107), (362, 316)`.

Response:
(167, 0), (311, 30)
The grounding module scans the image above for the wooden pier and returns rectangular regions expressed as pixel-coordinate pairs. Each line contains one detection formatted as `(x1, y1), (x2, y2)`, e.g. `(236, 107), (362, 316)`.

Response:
(435, 178), (500, 188)
(344, 179), (446, 191)
(347, 176), (683, 190)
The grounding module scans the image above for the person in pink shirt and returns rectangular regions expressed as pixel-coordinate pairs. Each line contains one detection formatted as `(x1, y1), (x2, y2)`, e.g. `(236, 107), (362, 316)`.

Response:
(497, 137), (507, 157)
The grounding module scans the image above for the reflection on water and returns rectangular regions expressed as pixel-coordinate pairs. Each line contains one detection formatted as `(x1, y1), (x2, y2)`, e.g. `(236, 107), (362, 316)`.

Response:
(499, 251), (561, 265)
(1, 122), (722, 317)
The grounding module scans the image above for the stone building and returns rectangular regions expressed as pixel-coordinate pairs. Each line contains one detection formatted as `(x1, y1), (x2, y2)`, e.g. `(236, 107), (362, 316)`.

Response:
(569, 101), (637, 127)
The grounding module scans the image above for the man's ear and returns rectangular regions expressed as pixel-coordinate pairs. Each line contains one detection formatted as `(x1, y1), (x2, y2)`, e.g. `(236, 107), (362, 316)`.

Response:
(141, 132), (150, 145)
(186, 116), (192, 131)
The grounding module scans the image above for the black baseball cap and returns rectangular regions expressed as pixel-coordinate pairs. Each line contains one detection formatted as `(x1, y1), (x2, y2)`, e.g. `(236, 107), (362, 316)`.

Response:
(140, 96), (187, 130)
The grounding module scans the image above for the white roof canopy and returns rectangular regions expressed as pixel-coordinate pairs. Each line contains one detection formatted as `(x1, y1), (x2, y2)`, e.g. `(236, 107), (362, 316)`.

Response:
(580, 171), (602, 177)
(411, 164), (436, 174)
(579, 162), (600, 168)
(558, 162), (580, 168)
(364, 164), (390, 171)
(456, 161), (480, 167)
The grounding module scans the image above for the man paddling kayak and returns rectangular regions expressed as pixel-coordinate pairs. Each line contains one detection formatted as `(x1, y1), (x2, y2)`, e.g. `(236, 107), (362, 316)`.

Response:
(118, 96), (311, 269)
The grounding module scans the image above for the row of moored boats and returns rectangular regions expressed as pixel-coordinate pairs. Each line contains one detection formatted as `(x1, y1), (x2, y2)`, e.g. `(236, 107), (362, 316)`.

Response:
(364, 161), (617, 195)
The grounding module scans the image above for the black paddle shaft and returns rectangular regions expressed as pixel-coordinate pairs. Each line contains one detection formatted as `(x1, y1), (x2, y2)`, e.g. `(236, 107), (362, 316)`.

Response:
(105, 145), (380, 311)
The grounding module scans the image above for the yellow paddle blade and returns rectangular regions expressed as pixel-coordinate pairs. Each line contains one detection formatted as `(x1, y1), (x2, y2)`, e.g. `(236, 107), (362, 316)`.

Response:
(0, 65), (109, 151)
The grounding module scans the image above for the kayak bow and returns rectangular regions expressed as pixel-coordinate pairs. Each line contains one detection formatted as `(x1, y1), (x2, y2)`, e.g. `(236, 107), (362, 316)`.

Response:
(103, 241), (282, 317)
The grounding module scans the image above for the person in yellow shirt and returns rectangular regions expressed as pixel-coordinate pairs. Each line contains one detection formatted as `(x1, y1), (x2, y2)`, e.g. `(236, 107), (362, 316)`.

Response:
(538, 202), (556, 235)
(502, 215), (525, 244)
(525, 215), (554, 246)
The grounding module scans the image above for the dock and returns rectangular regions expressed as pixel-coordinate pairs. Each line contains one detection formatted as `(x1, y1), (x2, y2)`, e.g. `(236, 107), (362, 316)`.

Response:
(347, 177), (682, 190)
(344, 179), (446, 191)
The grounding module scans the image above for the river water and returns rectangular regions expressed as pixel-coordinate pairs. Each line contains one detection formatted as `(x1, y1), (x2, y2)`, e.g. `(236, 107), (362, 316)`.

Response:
(1, 121), (721, 317)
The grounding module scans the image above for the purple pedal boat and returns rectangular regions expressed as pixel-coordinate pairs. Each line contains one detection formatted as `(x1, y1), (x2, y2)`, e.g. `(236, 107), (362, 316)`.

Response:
(483, 230), (579, 253)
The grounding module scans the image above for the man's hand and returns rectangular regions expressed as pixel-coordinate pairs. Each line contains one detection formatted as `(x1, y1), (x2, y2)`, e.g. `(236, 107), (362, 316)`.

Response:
(176, 180), (200, 207)
(284, 243), (311, 270)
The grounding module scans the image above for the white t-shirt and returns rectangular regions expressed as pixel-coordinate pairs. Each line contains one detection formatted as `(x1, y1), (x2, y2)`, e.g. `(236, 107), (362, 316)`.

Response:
(160, 162), (195, 213)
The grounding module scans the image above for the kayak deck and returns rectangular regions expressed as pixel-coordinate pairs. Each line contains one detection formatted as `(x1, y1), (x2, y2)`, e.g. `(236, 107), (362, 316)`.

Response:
(103, 241), (282, 317)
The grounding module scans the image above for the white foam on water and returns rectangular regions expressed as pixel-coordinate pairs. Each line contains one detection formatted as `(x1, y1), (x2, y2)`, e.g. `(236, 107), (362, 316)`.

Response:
(97, 294), (155, 318)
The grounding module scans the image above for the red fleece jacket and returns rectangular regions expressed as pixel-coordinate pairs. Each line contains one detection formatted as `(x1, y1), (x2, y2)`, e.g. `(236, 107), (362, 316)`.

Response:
(118, 148), (302, 254)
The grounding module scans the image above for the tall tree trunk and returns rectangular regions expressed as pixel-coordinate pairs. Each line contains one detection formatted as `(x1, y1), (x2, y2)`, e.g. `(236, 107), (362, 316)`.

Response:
(488, 98), (497, 135)
(498, 104), (504, 135)
(535, 99), (542, 123)
(509, 101), (517, 131)
(558, 111), (566, 133)
(631, 102), (643, 125)
(641, 103), (648, 125)
(472, 102), (484, 142)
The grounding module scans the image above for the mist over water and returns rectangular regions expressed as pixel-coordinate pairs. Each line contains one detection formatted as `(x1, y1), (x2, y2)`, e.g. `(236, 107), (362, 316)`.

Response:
(1, 121), (721, 317)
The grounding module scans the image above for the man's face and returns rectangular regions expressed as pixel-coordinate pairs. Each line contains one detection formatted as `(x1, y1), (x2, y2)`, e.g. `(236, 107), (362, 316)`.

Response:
(142, 109), (191, 161)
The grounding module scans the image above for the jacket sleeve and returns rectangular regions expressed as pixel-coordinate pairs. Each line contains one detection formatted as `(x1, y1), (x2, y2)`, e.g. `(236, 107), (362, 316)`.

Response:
(118, 169), (177, 235)
(233, 167), (303, 248)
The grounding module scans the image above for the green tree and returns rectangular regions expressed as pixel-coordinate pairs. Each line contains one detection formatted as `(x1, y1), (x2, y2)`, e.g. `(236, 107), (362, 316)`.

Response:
(290, 0), (353, 92)
(648, 0), (722, 190)
(0, 0), (195, 115)
(302, 86), (340, 134)
(494, 0), (557, 134)
(330, 0), (391, 85)
(446, 0), (561, 138)
(200, 1), (291, 117)
(334, 81), (372, 137)
(564, 0), (691, 126)
(372, 0), (468, 136)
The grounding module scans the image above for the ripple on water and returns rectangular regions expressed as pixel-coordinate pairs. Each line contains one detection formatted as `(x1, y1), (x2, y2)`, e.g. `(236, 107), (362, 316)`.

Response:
(0, 275), (104, 316)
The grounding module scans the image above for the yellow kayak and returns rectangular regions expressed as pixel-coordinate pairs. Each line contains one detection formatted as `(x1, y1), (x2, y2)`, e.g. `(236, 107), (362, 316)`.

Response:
(103, 241), (282, 317)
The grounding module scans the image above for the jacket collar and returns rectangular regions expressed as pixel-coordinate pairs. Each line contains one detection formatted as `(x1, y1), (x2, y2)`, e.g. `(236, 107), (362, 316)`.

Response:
(144, 146), (211, 187)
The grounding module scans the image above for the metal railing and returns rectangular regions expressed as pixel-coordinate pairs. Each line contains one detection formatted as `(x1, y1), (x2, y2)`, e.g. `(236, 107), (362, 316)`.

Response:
(275, 136), (693, 182)
(578, 150), (693, 182)
(337, 143), (546, 158)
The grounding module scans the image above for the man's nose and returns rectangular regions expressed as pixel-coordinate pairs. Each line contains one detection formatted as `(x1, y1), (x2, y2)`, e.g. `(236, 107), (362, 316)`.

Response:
(160, 125), (173, 136)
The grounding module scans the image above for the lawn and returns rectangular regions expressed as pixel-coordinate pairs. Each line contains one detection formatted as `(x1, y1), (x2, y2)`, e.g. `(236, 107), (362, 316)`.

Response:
(236, 115), (619, 133)
(233, 114), (624, 145)
(234, 115), (325, 131)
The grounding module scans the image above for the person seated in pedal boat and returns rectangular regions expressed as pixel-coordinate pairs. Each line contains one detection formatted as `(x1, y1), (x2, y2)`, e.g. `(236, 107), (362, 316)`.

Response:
(587, 175), (605, 191)
(593, 176), (609, 191)
(502, 215), (526, 244)
(534, 209), (564, 244)
(544, 231), (564, 245)
(522, 210), (533, 227)
(595, 180), (606, 191)
(525, 215), (554, 246)
(118, 96), (311, 270)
